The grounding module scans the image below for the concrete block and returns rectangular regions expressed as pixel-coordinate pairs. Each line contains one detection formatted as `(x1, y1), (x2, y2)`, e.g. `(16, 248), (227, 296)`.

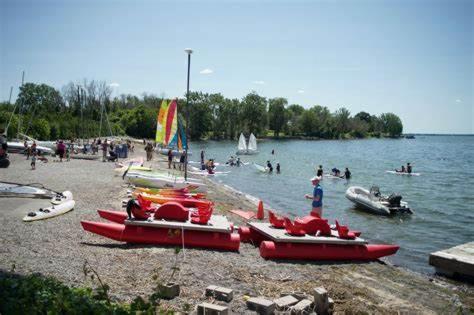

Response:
(206, 285), (234, 302)
(313, 287), (329, 315)
(328, 297), (334, 314)
(274, 295), (299, 310)
(197, 302), (229, 315)
(247, 297), (276, 315)
(290, 299), (313, 314)
(280, 292), (308, 301)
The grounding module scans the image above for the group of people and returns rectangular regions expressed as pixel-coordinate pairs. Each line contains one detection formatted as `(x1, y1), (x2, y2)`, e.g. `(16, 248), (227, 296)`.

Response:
(396, 162), (413, 174)
(167, 149), (187, 171)
(226, 156), (242, 167)
(266, 160), (280, 173)
(316, 165), (351, 180)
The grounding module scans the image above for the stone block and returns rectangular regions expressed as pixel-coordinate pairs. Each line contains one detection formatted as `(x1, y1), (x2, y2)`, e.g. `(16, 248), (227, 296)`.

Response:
(290, 299), (313, 314)
(274, 295), (299, 310)
(197, 302), (229, 315)
(313, 287), (329, 315)
(206, 285), (234, 302)
(247, 297), (276, 315)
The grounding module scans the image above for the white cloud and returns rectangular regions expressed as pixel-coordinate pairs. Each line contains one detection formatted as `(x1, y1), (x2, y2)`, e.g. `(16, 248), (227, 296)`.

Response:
(200, 68), (213, 75)
(108, 82), (120, 88)
(253, 80), (265, 85)
(297, 89), (305, 94)
(455, 99), (462, 103)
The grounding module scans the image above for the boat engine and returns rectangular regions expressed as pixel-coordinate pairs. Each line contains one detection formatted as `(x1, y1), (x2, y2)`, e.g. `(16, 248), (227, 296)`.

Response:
(387, 193), (402, 207)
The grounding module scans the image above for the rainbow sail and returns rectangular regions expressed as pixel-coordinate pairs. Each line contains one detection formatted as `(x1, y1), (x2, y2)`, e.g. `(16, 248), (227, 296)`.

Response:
(156, 99), (169, 144)
(165, 99), (178, 146)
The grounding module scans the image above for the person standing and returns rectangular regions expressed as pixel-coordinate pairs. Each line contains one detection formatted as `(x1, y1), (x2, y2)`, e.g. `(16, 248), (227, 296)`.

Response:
(31, 152), (37, 170)
(316, 165), (323, 177)
(406, 162), (412, 174)
(305, 176), (323, 217)
(101, 139), (108, 162)
(179, 151), (186, 171)
(200, 150), (205, 165)
(167, 149), (173, 169)
(344, 167), (351, 180)
(145, 142), (153, 161)
(57, 140), (66, 162)
(266, 160), (273, 173)
(276, 162), (281, 174)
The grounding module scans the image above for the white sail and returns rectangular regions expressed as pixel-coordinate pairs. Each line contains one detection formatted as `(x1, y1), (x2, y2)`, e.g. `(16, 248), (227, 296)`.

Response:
(238, 133), (247, 151)
(248, 133), (257, 151)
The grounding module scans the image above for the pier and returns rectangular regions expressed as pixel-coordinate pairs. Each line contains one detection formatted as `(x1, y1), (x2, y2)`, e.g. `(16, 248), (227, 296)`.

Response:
(429, 242), (474, 281)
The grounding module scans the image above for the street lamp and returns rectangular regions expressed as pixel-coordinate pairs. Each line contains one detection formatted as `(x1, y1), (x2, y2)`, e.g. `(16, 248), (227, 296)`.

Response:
(184, 48), (193, 181)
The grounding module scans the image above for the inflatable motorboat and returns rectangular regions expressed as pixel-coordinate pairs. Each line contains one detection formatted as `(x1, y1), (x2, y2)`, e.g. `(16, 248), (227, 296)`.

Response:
(345, 186), (412, 216)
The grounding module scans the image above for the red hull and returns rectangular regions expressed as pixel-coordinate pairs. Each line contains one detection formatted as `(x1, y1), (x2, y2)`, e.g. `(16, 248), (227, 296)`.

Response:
(81, 220), (240, 251)
(97, 209), (128, 224)
(260, 241), (399, 261)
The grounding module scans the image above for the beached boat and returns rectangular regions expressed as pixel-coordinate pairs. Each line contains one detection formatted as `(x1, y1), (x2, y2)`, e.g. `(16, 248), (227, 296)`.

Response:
(236, 133), (258, 155)
(125, 172), (206, 191)
(239, 215), (399, 261)
(345, 186), (412, 215)
(6, 141), (53, 155)
(23, 200), (75, 222)
(81, 204), (240, 251)
(0, 182), (55, 199)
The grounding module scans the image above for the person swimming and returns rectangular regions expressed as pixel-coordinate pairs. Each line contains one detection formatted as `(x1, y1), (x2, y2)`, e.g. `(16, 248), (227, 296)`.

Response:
(344, 167), (351, 179)
(396, 165), (406, 173)
(331, 167), (340, 176)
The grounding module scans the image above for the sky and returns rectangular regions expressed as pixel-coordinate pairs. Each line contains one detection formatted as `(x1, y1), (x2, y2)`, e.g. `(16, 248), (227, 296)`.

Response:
(0, 0), (472, 134)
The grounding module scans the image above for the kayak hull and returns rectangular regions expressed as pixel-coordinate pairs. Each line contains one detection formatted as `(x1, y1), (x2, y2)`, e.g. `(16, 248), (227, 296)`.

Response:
(260, 241), (399, 261)
(81, 220), (240, 251)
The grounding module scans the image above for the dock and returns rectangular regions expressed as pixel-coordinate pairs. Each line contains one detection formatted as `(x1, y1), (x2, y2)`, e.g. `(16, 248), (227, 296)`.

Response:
(429, 242), (474, 281)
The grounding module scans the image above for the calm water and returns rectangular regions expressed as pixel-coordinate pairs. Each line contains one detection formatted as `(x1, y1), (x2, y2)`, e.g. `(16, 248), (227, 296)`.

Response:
(190, 135), (474, 274)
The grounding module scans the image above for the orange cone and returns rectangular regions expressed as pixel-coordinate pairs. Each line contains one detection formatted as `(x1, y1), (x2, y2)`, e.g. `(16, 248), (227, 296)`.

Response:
(257, 200), (264, 220)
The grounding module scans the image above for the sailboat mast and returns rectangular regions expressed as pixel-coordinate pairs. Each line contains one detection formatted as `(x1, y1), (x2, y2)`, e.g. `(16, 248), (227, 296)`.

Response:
(17, 71), (25, 139)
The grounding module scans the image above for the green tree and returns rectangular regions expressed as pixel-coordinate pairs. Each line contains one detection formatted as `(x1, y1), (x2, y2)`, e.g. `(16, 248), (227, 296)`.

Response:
(268, 97), (287, 137)
(380, 113), (403, 137)
(333, 107), (351, 138)
(300, 109), (317, 136)
(240, 92), (267, 136)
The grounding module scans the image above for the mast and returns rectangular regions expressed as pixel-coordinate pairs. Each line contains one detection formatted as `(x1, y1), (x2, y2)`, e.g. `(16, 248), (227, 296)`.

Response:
(17, 71), (25, 139)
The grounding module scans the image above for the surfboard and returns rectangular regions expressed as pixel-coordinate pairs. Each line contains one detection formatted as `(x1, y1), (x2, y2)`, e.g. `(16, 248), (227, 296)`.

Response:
(386, 170), (421, 176)
(23, 200), (75, 222)
(50, 191), (73, 205)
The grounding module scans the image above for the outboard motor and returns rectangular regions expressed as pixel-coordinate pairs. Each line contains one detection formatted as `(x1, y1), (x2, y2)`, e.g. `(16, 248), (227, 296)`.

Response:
(388, 193), (402, 207)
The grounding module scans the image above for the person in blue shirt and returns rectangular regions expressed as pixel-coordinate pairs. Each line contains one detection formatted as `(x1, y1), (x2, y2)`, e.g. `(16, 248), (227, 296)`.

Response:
(305, 176), (323, 217)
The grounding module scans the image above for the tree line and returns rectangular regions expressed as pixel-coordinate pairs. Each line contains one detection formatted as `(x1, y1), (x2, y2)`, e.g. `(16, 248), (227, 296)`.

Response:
(0, 81), (403, 141)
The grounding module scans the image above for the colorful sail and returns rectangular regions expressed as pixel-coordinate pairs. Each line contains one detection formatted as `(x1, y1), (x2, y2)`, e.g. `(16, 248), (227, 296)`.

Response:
(165, 99), (178, 147)
(156, 100), (170, 144)
(177, 118), (187, 150)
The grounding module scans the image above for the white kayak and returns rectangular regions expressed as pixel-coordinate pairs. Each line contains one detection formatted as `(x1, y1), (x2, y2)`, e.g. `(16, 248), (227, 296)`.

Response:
(125, 173), (206, 191)
(23, 200), (76, 222)
(386, 170), (421, 176)
(50, 191), (73, 205)
(345, 186), (412, 216)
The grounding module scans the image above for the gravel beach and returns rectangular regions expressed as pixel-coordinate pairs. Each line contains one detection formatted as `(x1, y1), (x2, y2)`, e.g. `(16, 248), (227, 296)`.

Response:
(1, 148), (472, 314)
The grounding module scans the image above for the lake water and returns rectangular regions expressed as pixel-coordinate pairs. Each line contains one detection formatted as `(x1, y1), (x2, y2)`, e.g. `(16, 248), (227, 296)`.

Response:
(190, 135), (474, 274)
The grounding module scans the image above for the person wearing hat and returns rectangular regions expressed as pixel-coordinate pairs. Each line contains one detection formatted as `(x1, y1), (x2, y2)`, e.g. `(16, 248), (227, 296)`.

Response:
(305, 176), (323, 217)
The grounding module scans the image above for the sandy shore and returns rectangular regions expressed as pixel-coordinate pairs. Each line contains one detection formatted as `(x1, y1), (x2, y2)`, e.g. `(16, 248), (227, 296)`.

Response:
(0, 148), (472, 314)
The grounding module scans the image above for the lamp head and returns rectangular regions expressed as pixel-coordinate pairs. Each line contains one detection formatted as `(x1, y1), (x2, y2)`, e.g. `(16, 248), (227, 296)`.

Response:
(184, 48), (193, 55)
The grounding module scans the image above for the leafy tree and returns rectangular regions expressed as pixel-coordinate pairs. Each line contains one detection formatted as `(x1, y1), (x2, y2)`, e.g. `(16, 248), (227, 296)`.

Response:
(268, 97), (287, 137)
(333, 107), (351, 138)
(240, 92), (267, 136)
(380, 113), (403, 137)
(300, 109), (317, 136)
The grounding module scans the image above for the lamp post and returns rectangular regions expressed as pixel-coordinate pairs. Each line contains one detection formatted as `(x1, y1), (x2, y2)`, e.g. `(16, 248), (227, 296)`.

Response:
(184, 48), (193, 181)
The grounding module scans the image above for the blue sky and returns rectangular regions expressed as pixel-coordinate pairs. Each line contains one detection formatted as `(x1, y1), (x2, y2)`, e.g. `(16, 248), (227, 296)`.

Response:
(1, 0), (472, 133)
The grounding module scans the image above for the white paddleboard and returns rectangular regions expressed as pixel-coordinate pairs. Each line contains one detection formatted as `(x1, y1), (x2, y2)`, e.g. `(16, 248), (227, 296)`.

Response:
(324, 174), (345, 180)
(23, 200), (75, 222)
(51, 191), (73, 205)
(189, 171), (230, 176)
(386, 170), (421, 176)
(253, 163), (268, 173)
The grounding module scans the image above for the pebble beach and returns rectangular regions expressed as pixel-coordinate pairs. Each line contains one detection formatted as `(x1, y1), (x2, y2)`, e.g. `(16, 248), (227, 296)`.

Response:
(1, 147), (473, 314)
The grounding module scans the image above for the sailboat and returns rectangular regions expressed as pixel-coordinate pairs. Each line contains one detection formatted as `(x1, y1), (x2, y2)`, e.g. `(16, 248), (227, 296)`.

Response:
(156, 99), (191, 156)
(236, 133), (258, 155)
